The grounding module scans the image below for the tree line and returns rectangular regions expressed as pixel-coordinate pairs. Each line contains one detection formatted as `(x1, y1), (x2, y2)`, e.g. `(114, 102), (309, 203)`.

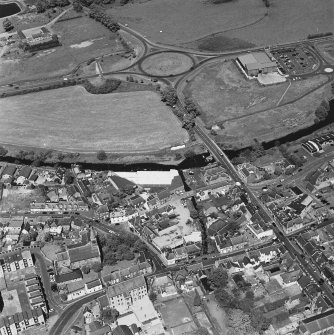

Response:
(35, 0), (70, 13)
(83, 78), (121, 94)
(88, 6), (120, 32)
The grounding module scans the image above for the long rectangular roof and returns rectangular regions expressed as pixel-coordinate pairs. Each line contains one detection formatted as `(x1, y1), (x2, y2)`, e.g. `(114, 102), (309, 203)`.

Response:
(107, 275), (146, 298)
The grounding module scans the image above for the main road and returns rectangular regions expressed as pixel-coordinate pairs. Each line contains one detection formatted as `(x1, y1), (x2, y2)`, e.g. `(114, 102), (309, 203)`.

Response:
(194, 125), (334, 305)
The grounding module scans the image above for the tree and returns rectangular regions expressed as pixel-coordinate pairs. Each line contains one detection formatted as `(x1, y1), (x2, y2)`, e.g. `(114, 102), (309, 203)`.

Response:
(82, 265), (90, 274)
(97, 150), (107, 161)
(193, 290), (201, 306)
(133, 239), (147, 252)
(102, 308), (119, 323)
(0, 146), (8, 157)
(91, 262), (103, 272)
(73, 0), (83, 12)
(208, 267), (228, 288)
(184, 150), (196, 158)
(29, 230), (38, 241)
(250, 309), (271, 332)
(3, 18), (14, 31)
(149, 292), (157, 302)
(36, 0), (47, 13)
(44, 232), (52, 242)
(51, 283), (58, 292)
(214, 287), (235, 308)
(161, 87), (178, 106)
(21, 234), (31, 246)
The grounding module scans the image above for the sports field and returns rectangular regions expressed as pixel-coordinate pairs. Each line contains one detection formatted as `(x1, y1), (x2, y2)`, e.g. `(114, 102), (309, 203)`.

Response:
(184, 60), (328, 125)
(0, 87), (188, 152)
(111, 0), (332, 47)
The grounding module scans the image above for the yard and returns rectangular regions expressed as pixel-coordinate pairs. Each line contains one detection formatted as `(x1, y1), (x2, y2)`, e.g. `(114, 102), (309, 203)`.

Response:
(0, 15), (125, 85)
(159, 297), (196, 332)
(110, 0), (332, 47)
(0, 86), (188, 152)
(0, 188), (44, 212)
(184, 59), (328, 126)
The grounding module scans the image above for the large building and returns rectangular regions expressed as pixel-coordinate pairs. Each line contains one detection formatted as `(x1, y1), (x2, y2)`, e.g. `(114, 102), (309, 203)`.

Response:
(298, 309), (334, 334)
(237, 51), (277, 76)
(107, 275), (147, 314)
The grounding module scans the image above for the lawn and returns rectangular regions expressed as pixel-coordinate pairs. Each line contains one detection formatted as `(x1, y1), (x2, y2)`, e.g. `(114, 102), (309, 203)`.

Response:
(184, 60), (328, 126)
(0, 86), (188, 152)
(1, 289), (22, 316)
(140, 52), (194, 76)
(0, 16), (124, 85)
(111, 0), (332, 47)
(315, 40), (334, 65)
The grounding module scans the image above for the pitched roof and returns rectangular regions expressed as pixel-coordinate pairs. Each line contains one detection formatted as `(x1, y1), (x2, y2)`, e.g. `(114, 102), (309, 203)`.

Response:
(300, 309), (334, 334)
(112, 325), (133, 335)
(107, 275), (146, 298)
(68, 243), (100, 263)
(55, 269), (82, 284)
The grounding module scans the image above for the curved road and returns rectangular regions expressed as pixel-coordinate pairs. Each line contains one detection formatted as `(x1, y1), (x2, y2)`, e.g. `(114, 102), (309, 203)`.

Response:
(48, 290), (106, 335)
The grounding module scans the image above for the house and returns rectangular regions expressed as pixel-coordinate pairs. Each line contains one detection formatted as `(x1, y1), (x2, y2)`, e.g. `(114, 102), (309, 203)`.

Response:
(85, 279), (103, 294)
(0, 307), (45, 335)
(5, 216), (23, 242)
(112, 325), (134, 335)
(107, 275), (147, 314)
(16, 166), (32, 185)
(1, 165), (16, 182)
(66, 281), (86, 301)
(0, 250), (33, 274)
(68, 240), (101, 269)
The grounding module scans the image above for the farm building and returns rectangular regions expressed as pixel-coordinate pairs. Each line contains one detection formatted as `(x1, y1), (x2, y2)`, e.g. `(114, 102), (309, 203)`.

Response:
(237, 52), (277, 76)
(17, 27), (59, 51)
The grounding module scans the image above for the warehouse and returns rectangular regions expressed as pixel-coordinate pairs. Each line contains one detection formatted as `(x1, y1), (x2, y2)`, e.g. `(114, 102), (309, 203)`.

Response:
(237, 52), (277, 76)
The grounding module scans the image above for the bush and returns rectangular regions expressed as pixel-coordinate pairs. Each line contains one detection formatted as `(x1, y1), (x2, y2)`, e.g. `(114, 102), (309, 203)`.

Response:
(97, 150), (107, 161)
(92, 262), (103, 272)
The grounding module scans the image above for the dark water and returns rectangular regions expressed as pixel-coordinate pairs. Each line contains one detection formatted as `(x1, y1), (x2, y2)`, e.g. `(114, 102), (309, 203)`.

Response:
(0, 3), (21, 18)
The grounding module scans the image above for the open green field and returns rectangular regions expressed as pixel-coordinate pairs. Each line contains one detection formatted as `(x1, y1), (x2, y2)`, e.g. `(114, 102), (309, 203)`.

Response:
(0, 86), (188, 152)
(315, 40), (334, 65)
(111, 0), (332, 47)
(0, 16), (123, 85)
(184, 60), (328, 125)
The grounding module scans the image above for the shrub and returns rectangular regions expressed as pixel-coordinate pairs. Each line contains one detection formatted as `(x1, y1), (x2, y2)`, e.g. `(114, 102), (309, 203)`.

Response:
(97, 150), (107, 161)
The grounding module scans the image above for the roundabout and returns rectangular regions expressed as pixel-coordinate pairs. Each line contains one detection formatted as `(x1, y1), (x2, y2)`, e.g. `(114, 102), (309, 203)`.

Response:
(139, 51), (195, 77)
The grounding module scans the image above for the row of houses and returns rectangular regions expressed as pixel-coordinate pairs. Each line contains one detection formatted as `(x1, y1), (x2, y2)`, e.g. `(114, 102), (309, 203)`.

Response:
(0, 307), (45, 335)
(0, 250), (33, 276)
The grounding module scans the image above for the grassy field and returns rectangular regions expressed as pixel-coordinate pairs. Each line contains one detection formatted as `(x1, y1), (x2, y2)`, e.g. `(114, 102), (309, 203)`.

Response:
(217, 83), (332, 149)
(0, 16), (123, 85)
(141, 52), (193, 76)
(111, 0), (332, 47)
(184, 60), (328, 125)
(315, 40), (334, 65)
(0, 86), (188, 152)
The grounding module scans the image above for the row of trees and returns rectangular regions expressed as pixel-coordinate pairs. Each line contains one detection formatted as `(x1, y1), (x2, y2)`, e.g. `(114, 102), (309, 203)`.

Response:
(88, 6), (120, 32)
(36, 0), (70, 13)
(83, 78), (121, 94)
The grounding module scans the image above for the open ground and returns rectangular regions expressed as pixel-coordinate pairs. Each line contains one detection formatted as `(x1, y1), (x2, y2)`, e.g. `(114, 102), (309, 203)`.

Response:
(216, 83), (332, 149)
(0, 15), (124, 85)
(140, 52), (194, 76)
(183, 60), (329, 125)
(0, 86), (188, 152)
(111, 0), (332, 48)
(315, 40), (334, 65)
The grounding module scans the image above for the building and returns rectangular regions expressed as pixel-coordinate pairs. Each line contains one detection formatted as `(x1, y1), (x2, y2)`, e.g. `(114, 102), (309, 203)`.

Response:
(0, 250), (33, 275)
(298, 309), (334, 334)
(18, 27), (60, 51)
(107, 275), (147, 314)
(237, 51), (277, 76)
(0, 307), (45, 335)
(85, 279), (103, 294)
(302, 132), (334, 155)
(16, 167), (32, 185)
(68, 239), (101, 269)
(1, 165), (17, 182)
(55, 269), (83, 285)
